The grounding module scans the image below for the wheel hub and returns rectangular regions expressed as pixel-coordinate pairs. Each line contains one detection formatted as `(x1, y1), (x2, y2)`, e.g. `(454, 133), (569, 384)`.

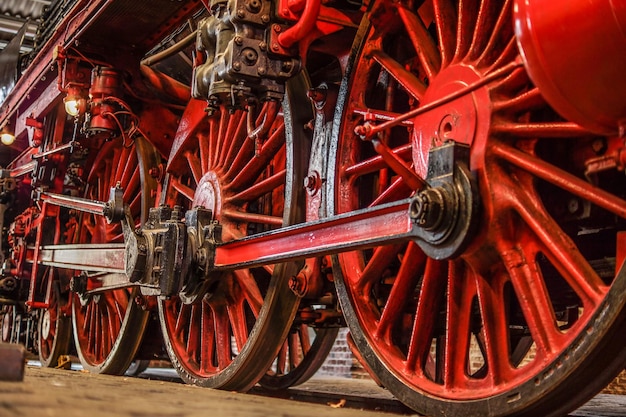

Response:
(193, 171), (223, 218)
(1, 311), (10, 341)
(412, 65), (491, 177)
(408, 66), (490, 260)
(41, 309), (52, 340)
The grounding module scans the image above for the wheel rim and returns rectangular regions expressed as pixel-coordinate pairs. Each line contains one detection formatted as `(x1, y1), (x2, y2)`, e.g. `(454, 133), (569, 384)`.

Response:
(158, 76), (310, 390)
(260, 316), (339, 390)
(332, 0), (626, 414)
(71, 137), (155, 374)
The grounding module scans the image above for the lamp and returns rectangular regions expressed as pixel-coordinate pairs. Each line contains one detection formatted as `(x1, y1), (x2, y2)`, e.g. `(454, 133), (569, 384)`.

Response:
(63, 85), (87, 117)
(0, 127), (15, 146)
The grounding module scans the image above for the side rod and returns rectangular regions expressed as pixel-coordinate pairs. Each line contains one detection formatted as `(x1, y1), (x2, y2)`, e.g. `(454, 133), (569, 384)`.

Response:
(214, 199), (415, 270)
(34, 243), (126, 274)
(38, 191), (416, 275)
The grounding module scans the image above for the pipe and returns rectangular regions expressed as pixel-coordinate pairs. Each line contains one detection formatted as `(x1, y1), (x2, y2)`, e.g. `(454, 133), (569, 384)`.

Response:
(140, 31), (197, 66)
(278, 0), (321, 48)
(140, 65), (191, 104)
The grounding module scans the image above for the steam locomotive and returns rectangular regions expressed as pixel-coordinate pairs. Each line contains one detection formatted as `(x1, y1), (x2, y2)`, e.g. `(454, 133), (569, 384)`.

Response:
(1, 1), (625, 416)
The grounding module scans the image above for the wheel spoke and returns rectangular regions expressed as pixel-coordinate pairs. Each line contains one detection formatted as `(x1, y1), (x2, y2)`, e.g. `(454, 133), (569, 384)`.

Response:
(219, 111), (247, 168)
(370, 50), (427, 101)
(299, 324), (311, 353)
(222, 111), (250, 171)
(118, 147), (135, 186)
(227, 125), (285, 191)
(475, 0), (513, 67)
(233, 269), (263, 314)
(170, 177), (196, 203)
(396, 4), (441, 79)
(492, 121), (591, 137)
(344, 143), (412, 179)
(493, 87), (544, 114)
(355, 244), (404, 291)
(475, 270), (514, 384)
(443, 262), (474, 389)
(228, 302), (250, 353)
(210, 110), (229, 169)
(498, 242), (561, 356)
(406, 259), (447, 374)
(185, 150), (202, 185)
(454, 0), (479, 61)
(213, 304), (233, 368)
(227, 169), (286, 204)
(376, 242), (426, 343)
(222, 209), (283, 227)
(276, 342), (288, 375)
(492, 142), (626, 218)
(370, 176), (413, 206)
(186, 304), (201, 361)
(288, 332), (300, 370)
(199, 131), (210, 173)
(513, 194), (606, 306)
(432, 0), (457, 67)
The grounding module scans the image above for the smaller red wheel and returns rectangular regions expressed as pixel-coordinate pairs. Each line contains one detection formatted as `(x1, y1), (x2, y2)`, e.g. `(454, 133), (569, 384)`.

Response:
(260, 313), (339, 390)
(38, 271), (72, 368)
(1, 305), (15, 343)
(71, 136), (157, 374)
(158, 73), (312, 391)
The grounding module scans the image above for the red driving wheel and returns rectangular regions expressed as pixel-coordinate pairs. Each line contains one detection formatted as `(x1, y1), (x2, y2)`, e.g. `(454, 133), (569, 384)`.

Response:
(157, 74), (312, 391)
(331, 1), (626, 416)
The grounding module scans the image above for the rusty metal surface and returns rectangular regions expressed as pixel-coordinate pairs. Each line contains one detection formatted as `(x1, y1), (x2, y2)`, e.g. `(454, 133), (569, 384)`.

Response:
(0, 343), (25, 381)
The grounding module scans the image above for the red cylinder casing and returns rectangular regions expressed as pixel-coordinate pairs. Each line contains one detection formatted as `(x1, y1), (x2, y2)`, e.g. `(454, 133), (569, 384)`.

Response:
(514, 0), (626, 135)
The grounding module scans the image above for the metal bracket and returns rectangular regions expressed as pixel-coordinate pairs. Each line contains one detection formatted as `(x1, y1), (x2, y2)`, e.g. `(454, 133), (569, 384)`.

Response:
(410, 141), (480, 260)
(178, 207), (223, 304)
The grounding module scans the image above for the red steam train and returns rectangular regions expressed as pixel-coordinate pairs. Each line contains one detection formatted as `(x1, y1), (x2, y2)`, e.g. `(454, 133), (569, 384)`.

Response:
(1, 1), (625, 416)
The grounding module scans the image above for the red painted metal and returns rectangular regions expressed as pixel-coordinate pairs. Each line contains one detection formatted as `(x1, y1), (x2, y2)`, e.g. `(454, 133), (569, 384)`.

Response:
(277, 0), (321, 48)
(1, 0), (626, 415)
(514, 0), (626, 135)
(214, 200), (414, 269)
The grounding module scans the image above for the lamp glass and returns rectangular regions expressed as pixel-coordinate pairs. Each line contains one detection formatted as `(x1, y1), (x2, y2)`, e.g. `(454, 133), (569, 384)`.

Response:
(64, 98), (81, 117)
(0, 132), (15, 146)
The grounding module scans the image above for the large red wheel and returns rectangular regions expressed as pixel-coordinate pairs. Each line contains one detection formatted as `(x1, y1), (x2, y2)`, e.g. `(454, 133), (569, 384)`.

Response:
(331, 1), (626, 416)
(157, 75), (310, 390)
(71, 136), (158, 374)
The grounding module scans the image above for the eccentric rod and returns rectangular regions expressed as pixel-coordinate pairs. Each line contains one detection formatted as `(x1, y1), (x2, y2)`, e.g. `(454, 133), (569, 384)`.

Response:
(354, 58), (524, 139)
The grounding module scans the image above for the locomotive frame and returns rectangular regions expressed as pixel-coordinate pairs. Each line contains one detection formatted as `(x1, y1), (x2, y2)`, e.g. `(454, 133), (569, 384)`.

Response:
(1, 0), (625, 416)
